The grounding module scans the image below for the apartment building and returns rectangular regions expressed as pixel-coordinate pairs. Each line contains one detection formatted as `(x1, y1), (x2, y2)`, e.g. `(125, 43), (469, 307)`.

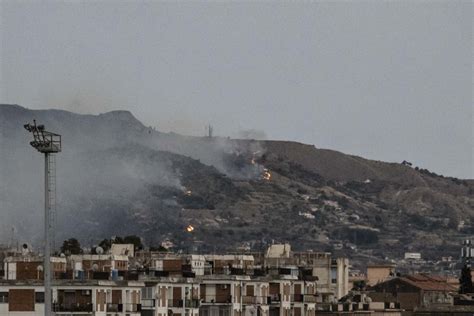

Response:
(141, 277), (200, 316)
(3, 255), (66, 281)
(149, 255), (184, 277)
(265, 245), (350, 300)
(139, 272), (319, 316)
(204, 255), (255, 276)
(199, 276), (244, 316)
(1, 243), (353, 316)
(0, 279), (143, 315)
(69, 254), (129, 280)
(189, 255), (206, 276)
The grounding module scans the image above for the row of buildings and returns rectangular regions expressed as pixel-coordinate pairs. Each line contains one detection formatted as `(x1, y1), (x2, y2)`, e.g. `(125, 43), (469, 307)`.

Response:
(0, 243), (470, 315)
(0, 243), (404, 316)
(0, 244), (351, 313)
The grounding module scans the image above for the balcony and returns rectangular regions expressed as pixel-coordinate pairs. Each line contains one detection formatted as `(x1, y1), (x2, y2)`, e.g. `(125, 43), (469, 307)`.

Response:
(292, 294), (304, 302)
(141, 299), (156, 308)
(106, 303), (123, 313)
(290, 294), (317, 303)
(242, 296), (268, 305)
(303, 295), (317, 303)
(125, 303), (142, 312)
(53, 303), (93, 312)
(185, 300), (200, 308)
(269, 294), (281, 303)
(201, 296), (232, 304)
(168, 299), (200, 308)
(315, 303), (332, 312)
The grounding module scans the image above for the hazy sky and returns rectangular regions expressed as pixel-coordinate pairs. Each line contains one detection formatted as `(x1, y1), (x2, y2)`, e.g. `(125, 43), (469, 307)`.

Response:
(1, 1), (472, 178)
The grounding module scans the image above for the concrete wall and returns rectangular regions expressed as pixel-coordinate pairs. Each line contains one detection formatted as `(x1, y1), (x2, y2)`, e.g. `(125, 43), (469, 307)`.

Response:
(367, 266), (394, 286)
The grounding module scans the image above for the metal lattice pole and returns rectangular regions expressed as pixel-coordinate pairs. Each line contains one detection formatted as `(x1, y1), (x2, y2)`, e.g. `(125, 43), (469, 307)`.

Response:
(44, 153), (52, 316)
(48, 154), (56, 253)
(24, 120), (61, 316)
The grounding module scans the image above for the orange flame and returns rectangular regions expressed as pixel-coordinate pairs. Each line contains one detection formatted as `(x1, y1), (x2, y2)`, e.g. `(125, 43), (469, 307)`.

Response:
(262, 169), (271, 181)
(251, 151), (261, 165)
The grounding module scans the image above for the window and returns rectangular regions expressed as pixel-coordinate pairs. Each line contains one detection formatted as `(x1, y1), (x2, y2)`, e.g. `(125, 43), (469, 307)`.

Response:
(35, 292), (45, 303)
(331, 268), (337, 284)
(0, 292), (8, 303)
(219, 308), (229, 316)
(142, 287), (154, 299)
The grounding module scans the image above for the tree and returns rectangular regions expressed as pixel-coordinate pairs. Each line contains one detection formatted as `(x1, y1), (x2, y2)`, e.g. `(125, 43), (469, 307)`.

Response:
(459, 264), (473, 294)
(98, 238), (112, 252)
(60, 238), (82, 255)
(150, 245), (168, 252)
(112, 236), (125, 244)
(123, 235), (144, 251)
(352, 280), (367, 291)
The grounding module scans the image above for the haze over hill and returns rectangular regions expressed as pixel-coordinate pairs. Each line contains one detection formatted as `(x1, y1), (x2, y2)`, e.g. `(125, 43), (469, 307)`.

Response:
(2, 1), (472, 179)
(0, 104), (473, 266)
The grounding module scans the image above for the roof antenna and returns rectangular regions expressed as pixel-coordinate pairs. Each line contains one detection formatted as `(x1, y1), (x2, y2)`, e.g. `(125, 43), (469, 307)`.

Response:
(207, 124), (213, 138)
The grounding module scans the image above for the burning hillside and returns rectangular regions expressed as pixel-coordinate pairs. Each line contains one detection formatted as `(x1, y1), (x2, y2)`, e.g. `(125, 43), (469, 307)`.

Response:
(1, 104), (473, 265)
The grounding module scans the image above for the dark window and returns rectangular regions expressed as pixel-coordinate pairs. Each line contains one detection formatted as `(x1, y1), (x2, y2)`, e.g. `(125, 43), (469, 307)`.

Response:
(0, 292), (8, 303)
(331, 268), (337, 284)
(35, 292), (45, 303)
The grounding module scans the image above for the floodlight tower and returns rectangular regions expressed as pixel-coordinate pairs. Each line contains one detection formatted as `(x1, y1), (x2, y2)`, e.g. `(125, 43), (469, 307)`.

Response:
(24, 120), (61, 316)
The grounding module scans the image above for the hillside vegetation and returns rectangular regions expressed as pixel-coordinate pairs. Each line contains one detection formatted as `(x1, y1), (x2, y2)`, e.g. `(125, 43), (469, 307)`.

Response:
(1, 104), (472, 266)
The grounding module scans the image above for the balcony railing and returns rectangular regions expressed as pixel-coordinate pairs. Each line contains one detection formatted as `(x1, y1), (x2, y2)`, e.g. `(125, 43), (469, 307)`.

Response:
(53, 303), (93, 312)
(168, 299), (200, 308)
(141, 299), (156, 308)
(316, 303), (332, 312)
(125, 303), (142, 312)
(242, 296), (257, 304)
(290, 294), (318, 303)
(242, 296), (268, 305)
(269, 294), (281, 303)
(292, 294), (304, 302)
(303, 295), (317, 303)
(107, 303), (123, 313)
(201, 297), (232, 304)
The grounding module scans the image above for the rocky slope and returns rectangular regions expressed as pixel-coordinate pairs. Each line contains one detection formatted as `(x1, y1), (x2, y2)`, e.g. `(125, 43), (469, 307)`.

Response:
(1, 104), (472, 265)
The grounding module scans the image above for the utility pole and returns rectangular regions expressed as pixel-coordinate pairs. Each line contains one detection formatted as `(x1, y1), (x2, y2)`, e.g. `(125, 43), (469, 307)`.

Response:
(184, 285), (188, 316)
(24, 120), (61, 316)
(240, 280), (243, 316)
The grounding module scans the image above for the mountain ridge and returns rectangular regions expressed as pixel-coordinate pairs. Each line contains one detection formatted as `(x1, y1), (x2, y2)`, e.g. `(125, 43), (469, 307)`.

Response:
(1, 104), (472, 267)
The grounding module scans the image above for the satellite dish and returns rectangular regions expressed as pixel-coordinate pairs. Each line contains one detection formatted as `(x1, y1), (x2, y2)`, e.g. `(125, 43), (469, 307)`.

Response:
(21, 243), (30, 256)
(95, 246), (104, 254)
(92, 264), (99, 272)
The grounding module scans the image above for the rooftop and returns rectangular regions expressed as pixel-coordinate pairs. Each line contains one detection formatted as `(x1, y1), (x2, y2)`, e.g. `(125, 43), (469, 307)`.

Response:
(399, 274), (457, 292)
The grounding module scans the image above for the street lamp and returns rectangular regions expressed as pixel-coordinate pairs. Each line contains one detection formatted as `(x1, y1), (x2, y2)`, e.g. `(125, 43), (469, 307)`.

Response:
(24, 120), (61, 316)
